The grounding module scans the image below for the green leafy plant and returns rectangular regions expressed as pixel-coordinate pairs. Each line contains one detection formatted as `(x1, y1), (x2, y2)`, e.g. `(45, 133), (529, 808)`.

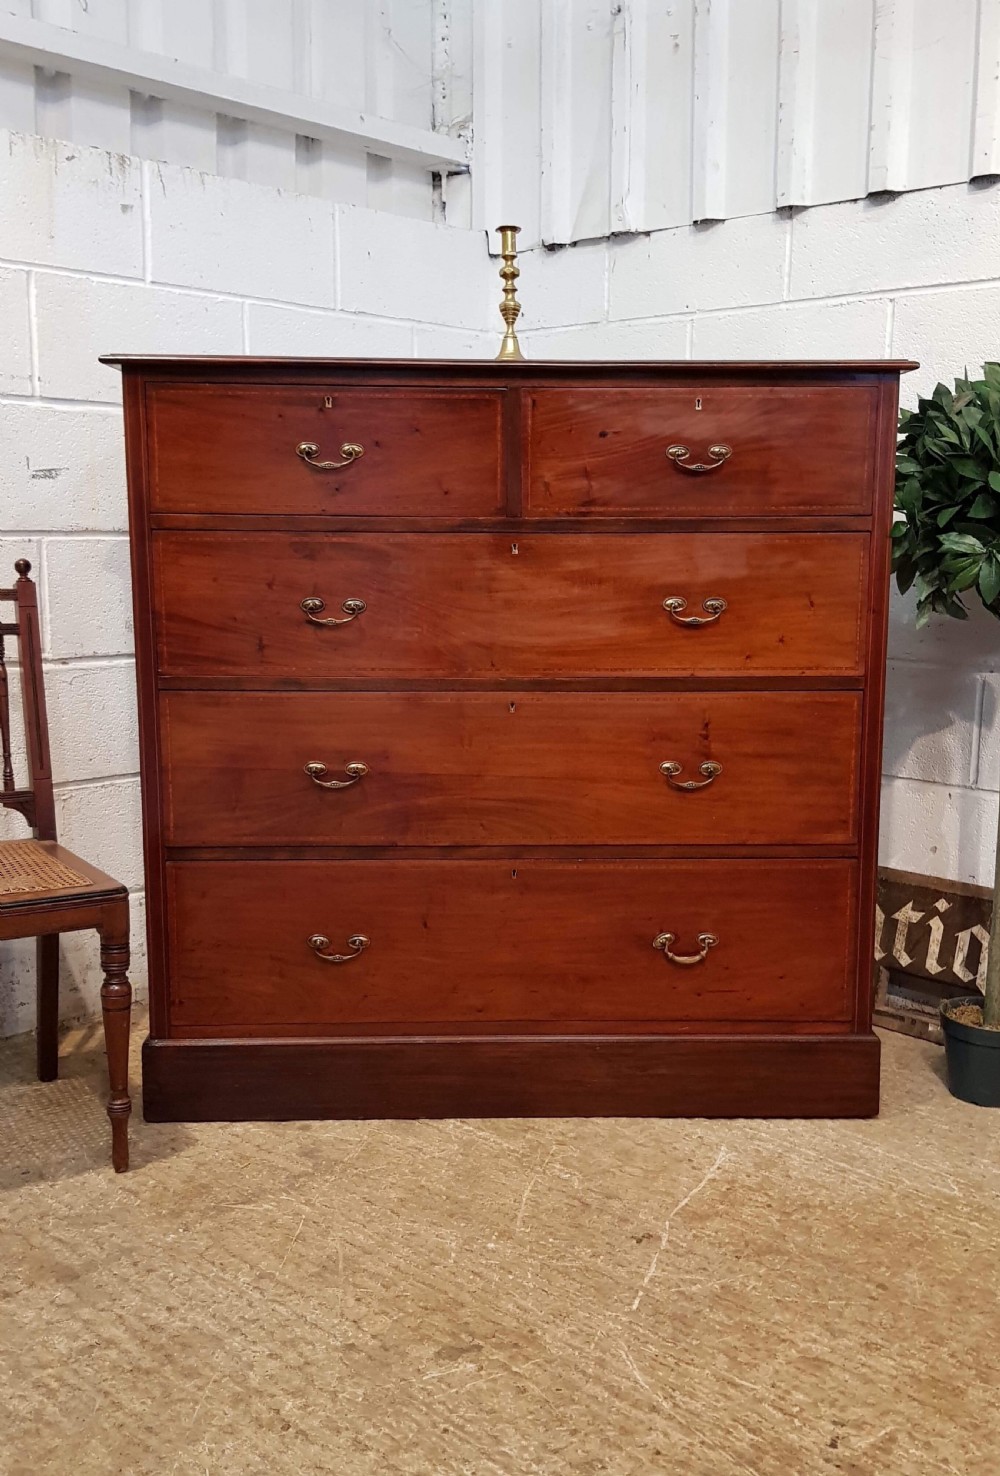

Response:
(892, 364), (1000, 628)
(893, 363), (1000, 1034)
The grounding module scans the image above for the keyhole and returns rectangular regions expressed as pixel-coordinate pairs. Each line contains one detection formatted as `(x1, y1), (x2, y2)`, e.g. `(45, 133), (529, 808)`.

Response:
(511, 542), (519, 555)
(695, 397), (703, 411)
(322, 395), (333, 409)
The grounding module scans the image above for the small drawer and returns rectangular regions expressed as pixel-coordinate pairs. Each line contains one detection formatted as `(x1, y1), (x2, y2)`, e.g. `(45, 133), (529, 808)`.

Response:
(161, 690), (861, 847)
(166, 859), (857, 1030)
(153, 531), (868, 681)
(527, 385), (878, 517)
(148, 385), (504, 516)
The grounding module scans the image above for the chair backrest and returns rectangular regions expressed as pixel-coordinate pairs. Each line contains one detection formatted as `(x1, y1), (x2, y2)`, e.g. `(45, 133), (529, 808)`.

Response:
(0, 560), (56, 841)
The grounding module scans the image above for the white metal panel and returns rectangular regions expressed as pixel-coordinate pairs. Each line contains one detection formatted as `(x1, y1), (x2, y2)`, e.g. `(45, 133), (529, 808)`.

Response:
(540, 0), (614, 244)
(126, 0), (218, 171)
(484, 0), (999, 244)
(301, 0), (369, 208)
(691, 0), (730, 222)
(902, 0), (979, 191)
(870, 0), (979, 194)
(32, 0), (131, 153)
(0, 0), (37, 140)
(868, 0), (913, 193)
(471, 0), (543, 246)
(778, 0), (875, 208)
(611, 0), (698, 234)
(0, 12), (463, 162)
(365, 0), (435, 218)
(432, 0), (473, 226)
(775, 0), (817, 209)
(616, 0), (696, 232)
(213, 0), (298, 188)
(0, 52), (35, 136)
(0, 2), (455, 220)
(972, 0), (1000, 177)
(713, 0), (781, 219)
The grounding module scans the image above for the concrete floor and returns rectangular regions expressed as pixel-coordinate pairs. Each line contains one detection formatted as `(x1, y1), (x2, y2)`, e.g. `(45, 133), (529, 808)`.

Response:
(1, 1020), (998, 1476)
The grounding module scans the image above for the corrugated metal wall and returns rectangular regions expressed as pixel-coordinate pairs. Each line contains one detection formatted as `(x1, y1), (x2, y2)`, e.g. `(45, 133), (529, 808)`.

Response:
(0, 0), (465, 220)
(1, 2), (997, 239)
(474, 0), (1000, 246)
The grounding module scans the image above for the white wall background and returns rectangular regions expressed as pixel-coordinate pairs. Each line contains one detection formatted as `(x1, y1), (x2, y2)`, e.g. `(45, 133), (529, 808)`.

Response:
(2, 0), (1000, 1035)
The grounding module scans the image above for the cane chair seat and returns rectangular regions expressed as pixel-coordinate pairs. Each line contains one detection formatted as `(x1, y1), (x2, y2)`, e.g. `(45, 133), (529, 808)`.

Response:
(0, 839), (94, 898)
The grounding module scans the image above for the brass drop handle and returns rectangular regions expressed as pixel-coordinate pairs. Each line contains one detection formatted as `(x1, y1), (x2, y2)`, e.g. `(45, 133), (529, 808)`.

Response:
(308, 933), (370, 964)
(304, 761), (369, 789)
(300, 596), (366, 627)
(295, 440), (365, 470)
(660, 760), (722, 791)
(666, 443), (732, 474)
(662, 596), (727, 627)
(652, 931), (719, 966)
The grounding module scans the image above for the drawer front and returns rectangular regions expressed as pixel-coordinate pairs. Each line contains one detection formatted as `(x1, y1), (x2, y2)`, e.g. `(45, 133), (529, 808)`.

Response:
(153, 532), (867, 680)
(527, 386), (877, 516)
(148, 386), (504, 516)
(162, 690), (861, 847)
(166, 860), (856, 1029)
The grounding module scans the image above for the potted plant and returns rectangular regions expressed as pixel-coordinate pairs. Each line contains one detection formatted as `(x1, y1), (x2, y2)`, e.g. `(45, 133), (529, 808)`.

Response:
(892, 364), (1000, 1104)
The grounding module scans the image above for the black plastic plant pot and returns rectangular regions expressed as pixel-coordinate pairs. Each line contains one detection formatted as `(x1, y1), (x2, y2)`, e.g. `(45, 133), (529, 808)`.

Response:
(941, 997), (1000, 1107)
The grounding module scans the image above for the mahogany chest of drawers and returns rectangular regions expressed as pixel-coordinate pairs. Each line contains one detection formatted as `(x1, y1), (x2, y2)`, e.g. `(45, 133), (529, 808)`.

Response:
(108, 356), (913, 1120)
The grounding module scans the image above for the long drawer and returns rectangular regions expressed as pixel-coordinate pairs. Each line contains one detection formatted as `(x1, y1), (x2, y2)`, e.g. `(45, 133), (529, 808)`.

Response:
(153, 532), (868, 680)
(527, 385), (878, 516)
(166, 859), (857, 1030)
(147, 385), (505, 516)
(161, 690), (861, 847)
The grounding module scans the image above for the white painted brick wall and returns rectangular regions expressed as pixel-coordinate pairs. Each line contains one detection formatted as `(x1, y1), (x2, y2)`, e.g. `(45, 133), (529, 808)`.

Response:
(0, 403), (127, 528)
(788, 185), (1000, 302)
(0, 268), (31, 394)
(147, 162), (337, 305)
(246, 304), (414, 358)
(691, 298), (890, 361)
(0, 135), (144, 275)
(336, 205), (491, 328)
(609, 213), (790, 319)
(0, 128), (494, 1038)
(34, 275), (245, 403)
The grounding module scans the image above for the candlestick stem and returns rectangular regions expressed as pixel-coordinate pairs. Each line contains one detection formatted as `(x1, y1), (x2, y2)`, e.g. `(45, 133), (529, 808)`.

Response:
(495, 224), (525, 362)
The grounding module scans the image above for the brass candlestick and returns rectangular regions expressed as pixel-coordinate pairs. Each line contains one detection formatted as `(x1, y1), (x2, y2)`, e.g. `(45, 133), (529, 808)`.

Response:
(495, 224), (525, 361)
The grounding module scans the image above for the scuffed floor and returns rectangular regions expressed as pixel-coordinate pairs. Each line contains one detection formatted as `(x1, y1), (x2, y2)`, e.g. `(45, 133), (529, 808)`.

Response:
(1, 1019), (998, 1476)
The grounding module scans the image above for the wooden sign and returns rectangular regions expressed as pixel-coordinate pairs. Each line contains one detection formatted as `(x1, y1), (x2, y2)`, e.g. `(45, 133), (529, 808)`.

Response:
(874, 868), (992, 1041)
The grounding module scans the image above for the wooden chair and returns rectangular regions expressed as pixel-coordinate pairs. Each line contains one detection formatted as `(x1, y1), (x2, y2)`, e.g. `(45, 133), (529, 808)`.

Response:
(0, 559), (131, 1171)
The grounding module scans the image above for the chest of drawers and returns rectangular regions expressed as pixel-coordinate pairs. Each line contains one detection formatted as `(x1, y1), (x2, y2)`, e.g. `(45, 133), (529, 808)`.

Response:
(109, 356), (912, 1120)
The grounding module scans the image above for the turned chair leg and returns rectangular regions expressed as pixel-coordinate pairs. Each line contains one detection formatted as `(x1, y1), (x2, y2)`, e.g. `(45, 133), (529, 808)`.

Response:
(36, 933), (60, 1081)
(98, 922), (132, 1173)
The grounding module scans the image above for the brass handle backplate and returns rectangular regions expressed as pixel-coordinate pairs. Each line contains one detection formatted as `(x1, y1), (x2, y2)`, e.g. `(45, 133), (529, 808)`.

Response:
(663, 596), (727, 627)
(305, 761), (369, 790)
(308, 933), (370, 964)
(300, 596), (366, 627)
(666, 443), (732, 474)
(660, 760), (722, 791)
(296, 440), (365, 470)
(652, 931), (718, 966)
